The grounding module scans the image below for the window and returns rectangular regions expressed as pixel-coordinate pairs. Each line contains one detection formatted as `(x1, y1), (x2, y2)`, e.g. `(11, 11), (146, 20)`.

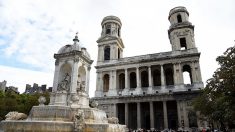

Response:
(103, 74), (109, 92)
(106, 25), (111, 35)
(118, 28), (120, 36)
(177, 14), (182, 23)
(118, 48), (120, 59)
(180, 38), (187, 50)
(183, 65), (192, 84)
(104, 46), (110, 60)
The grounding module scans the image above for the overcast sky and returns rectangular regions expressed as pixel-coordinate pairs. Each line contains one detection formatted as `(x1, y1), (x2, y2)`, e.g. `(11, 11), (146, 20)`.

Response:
(0, 0), (234, 97)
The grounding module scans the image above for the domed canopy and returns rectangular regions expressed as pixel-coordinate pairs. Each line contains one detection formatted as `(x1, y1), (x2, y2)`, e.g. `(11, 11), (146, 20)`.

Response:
(101, 15), (122, 26)
(57, 44), (80, 54)
(57, 34), (91, 59)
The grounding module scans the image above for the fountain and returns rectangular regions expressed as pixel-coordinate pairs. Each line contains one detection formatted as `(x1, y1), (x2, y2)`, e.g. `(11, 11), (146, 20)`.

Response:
(0, 34), (126, 132)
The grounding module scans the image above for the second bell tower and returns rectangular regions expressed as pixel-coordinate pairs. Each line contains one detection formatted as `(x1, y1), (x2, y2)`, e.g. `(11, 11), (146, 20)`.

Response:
(168, 7), (197, 52)
(97, 16), (124, 65)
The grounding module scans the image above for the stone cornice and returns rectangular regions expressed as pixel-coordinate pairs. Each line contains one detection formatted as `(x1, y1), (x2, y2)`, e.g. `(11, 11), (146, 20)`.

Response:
(92, 90), (200, 103)
(54, 51), (93, 64)
(95, 51), (200, 69)
(168, 23), (194, 35)
(97, 36), (124, 48)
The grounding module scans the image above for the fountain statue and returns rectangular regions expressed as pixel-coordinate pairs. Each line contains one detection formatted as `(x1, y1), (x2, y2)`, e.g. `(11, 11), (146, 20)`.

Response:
(0, 34), (126, 132)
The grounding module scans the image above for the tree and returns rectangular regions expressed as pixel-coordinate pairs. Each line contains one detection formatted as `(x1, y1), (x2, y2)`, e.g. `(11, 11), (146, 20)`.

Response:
(193, 45), (235, 130)
(0, 91), (50, 121)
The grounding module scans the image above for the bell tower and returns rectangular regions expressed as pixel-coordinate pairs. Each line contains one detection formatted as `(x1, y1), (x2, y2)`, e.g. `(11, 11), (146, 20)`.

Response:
(168, 6), (197, 52)
(97, 16), (124, 65)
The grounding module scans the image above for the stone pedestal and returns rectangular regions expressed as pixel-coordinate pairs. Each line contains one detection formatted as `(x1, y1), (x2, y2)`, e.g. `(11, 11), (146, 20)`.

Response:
(1, 105), (126, 132)
(54, 91), (69, 106)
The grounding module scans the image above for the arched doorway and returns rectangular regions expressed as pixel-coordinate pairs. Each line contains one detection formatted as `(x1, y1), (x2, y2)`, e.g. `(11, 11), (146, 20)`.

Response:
(119, 73), (125, 90)
(183, 65), (192, 84)
(129, 72), (137, 88)
(77, 66), (86, 92)
(141, 71), (149, 87)
(153, 69), (161, 86)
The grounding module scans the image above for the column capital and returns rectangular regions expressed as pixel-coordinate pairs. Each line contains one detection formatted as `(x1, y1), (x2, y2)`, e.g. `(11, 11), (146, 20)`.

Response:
(55, 59), (59, 66)
(87, 66), (91, 71)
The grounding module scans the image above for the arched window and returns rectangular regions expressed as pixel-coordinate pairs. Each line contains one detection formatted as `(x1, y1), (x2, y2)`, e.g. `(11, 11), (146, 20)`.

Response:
(119, 73), (125, 89)
(153, 69), (161, 86)
(141, 71), (149, 87)
(118, 28), (120, 37)
(130, 72), (137, 88)
(104, 46), (110, 60)
(180, 38), (187, 50)
(177, 14), (182, 23)
(183, 65), (192, 84)
(103, 74), (109, 92)
(165, 68), (174, 86)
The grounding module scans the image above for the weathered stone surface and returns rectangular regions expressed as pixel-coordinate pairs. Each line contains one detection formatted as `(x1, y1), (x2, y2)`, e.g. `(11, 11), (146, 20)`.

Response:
(5, 111), (27, 120)
(1, 34), (125, 132)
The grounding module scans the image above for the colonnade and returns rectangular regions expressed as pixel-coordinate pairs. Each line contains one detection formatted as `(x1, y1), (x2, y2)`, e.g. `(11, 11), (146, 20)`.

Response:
(114, 100), (193, 130)
(96, 61), (202, 92)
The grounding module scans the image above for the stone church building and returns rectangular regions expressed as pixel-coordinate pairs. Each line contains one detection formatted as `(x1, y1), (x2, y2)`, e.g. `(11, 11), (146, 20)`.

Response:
(93, 6), (205, 130)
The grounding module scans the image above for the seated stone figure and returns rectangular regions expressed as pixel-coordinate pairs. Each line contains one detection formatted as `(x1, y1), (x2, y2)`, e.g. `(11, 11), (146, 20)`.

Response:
(77, 81), (86, 92)
(58, 73), (70, 91)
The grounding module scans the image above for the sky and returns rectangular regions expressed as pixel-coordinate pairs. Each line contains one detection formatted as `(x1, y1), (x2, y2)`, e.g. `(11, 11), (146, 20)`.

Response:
(0, 0), (234, 97)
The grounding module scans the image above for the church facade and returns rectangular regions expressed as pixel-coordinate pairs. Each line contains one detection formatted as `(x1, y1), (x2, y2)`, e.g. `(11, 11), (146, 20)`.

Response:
(93, 7), (205, 130)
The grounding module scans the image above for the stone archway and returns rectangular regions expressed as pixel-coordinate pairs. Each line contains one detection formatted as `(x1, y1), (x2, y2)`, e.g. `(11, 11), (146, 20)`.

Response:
(77, 66), (86, 92)
(58, 63), (72, 91)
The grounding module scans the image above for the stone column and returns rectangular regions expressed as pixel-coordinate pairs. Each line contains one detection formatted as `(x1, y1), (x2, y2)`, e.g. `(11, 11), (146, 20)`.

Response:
(125, 103), (129, 127)
(136, 67), (140, 88)
(194, 61), (202, 82)
(125, 68), (129, 89)
(96, 72), (101, 91)
(71, 61), (79, 93)
(98, 46), (104, 62)
(191, 62), (197, 83)
(109, 71), (112, 91)
(113, 70), (117, 90)
(183, 101), (189, 128)
(163, 101), (168, 129)
(150, 101), (154, 129)
(52, 60), (60, 92)
(173, 63), (178, 85)
(148, 66), (152, 87)
(85, 66), (91, 95)
(161, 65), (165, 86)
(178, 63), (184, 84)
(177, 100), (182, 128)
(113, 103), (117, 117)
(137, 102), (141, 129)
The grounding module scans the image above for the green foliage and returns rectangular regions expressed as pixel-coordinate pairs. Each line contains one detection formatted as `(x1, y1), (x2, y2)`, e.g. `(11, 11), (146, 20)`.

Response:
(0, 91), (50, 121)
(193, 45), (235, 127)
